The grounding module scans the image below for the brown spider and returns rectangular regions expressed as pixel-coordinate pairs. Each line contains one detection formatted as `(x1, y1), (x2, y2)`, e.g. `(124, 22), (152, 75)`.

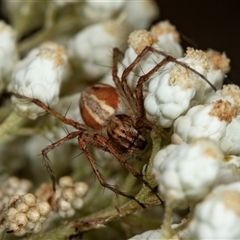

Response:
(12, 46), (216, 208)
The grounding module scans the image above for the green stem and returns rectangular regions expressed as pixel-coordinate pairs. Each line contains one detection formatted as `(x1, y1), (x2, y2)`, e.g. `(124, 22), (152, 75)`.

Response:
(143, 130), (162, 184)
(0, 111), (27, 144)
(24, 183), (160, 240)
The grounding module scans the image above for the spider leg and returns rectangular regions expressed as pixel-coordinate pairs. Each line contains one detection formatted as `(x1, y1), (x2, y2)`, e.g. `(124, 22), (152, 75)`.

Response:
(112, 48), (137, 115)
(12, 93), (86, 131)
(41, 131), (81, 191)
(112, 48), (124, 93)
(78, 132), (146, 208)
(134, 46), (216, 117)
(147, 46), (216, 91)
(135, 56), (171, 117)
(79, 132), (163, 206)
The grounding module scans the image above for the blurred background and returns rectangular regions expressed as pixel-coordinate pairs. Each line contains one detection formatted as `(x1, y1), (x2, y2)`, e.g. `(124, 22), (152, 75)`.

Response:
(0, 0), (239, 85)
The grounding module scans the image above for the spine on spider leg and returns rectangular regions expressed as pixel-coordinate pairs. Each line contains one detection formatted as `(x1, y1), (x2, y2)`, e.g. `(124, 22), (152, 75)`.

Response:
(12, 93), (86, 130)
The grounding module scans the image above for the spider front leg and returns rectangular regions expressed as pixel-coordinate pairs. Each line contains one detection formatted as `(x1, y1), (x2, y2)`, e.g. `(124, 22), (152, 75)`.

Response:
(77, 132), (146, 208)
(41, 131), (81, 191)
(12, 92), (86, 131)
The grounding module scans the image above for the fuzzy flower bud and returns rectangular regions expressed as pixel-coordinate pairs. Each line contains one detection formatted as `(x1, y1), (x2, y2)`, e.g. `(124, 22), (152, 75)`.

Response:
(35, 176), (88, 219)
(188, 182), (240, 239)
(11, 47), (66, 120)
(172, 100), (238, 155)
(152, 139), (224, 208)
(81, 0), (126, 23)
(114, 29), (159, 91)
(0, 21), (19, 92)
(150, 20), (183, 58)
(144, 48), (210, 128)
(0, 177), (32, 212)
(68, 17), (130, 79)
(2, 193), (51, 236)
(128, 224), (190, 240)
(100, 29), (157, 87)
(124, 0), (159, 30)
(204, 49), (230, 94)
(204, 84), (240, 113)
(53, 176), (88, 218)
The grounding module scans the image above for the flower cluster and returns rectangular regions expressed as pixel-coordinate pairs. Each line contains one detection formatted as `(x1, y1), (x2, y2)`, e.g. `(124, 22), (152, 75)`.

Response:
(0, 1), (240, 240)
(1, 193), (51, 236)
(0, 177), (32, 212)
(36, 176), (89, 219)
(0, 176), (88, 237)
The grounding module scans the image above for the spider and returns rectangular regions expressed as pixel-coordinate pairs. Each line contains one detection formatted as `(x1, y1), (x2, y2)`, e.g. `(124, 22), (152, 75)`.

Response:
(12, 46), (216, 208)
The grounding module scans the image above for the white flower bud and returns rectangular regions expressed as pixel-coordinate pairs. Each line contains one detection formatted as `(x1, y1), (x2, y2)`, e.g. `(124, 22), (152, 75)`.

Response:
(16, 202), (29, 213)
(11, 47), (65, 119)
(153, 139), (224, 208)
(145, 48), (210, 128)
(124, 0), (159, 30)
(150, 20), (183, 58)
(68, 17), (130, 79)
(35, 202), (51, 216)
(189, 182), (240, 239)
(75, 182), (89, 197)
(58, 199), (71, 211)
(26, 207), (40, 223)
(12, 41), (69, 84)
(81, 0), (126, 23)
(0, 21), (18, 92)
(62, 188), (75, 202)
(6, 176), (19, 189)
(14, 212), (28, 227)
(128, 224), (190, 240)
(22, 193), (36, 207)
(128, 229), (163, 240)
(122, 30), (160, 92)
(59, 208), (75, 218)
(5, 207), (18, 221)
(59, 176), (74, 188)
(204, 84), (240, 114)
(172, 100), (238, 154)
(204, 49), (230, 94)
(72, 198), (83, 210)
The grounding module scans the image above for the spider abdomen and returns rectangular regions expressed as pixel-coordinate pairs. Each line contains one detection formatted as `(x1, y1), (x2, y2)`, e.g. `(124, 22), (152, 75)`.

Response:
(80, 84), (120, 130)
